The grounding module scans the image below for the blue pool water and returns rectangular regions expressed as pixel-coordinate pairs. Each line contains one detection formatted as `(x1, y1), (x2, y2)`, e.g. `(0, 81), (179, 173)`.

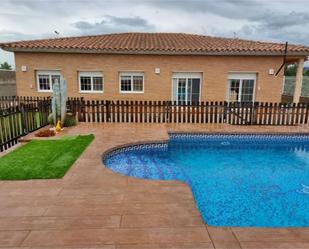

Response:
(103, 134), (309, 227)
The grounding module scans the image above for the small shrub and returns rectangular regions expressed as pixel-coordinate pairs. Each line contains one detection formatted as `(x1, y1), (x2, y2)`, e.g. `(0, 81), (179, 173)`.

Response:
(63, 114), (77, 127)
(35, 129), (55, 137)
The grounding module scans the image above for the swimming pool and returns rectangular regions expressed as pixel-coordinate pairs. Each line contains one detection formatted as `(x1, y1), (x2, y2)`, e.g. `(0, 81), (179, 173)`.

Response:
(103, 133), (309, 227)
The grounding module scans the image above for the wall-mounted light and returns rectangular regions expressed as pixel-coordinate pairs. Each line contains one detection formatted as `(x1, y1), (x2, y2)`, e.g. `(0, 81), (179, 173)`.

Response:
(155, 68), (160, 74)
(21, 65), (27, 72)
(269, 68), (275, 75)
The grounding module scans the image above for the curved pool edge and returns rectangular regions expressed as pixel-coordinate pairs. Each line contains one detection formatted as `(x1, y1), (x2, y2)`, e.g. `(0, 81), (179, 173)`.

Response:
(101, 138), (169, 166)
(101, 132), (309, 227)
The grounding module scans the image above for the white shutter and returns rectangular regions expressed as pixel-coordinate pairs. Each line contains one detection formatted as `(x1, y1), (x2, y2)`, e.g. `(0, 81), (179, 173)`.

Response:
(228, 73), (256, 80)
(172, 72), (202, 78)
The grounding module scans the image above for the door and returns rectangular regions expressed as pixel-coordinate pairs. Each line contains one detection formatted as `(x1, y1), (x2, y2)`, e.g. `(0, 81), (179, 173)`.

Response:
(172, 73), (201, 104)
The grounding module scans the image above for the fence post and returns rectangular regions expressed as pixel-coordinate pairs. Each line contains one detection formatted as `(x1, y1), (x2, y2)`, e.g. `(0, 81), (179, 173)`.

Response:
(106, 100), (111, 122)
(20, 103), (27, 135)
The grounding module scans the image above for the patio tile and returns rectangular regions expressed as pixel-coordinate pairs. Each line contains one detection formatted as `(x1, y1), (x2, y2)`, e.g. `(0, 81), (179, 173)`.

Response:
(53, 195), (124, 205)
(0, 196), (54, 207)
(64, 175), (128, 187)
(117, 243), (214, 249)
(290, 228), (309, 241)
(240, 241), (309, 249)
(0, 205), (46, 217)
(0, 246), (115, 249)
(44, 204), (124, 216)
(123, 203), (201, 216)
(207, 227), (242, 249)
(0, 195), (124, 212)
(0, 231), (29, 247)
(121, 214), (204, 228)
(22, 228), (210, 246)
(232, 228), (300, 242)
(0, 216), (121, 230)
(58, 186), (128, 196)
(0, 182), (62, 196)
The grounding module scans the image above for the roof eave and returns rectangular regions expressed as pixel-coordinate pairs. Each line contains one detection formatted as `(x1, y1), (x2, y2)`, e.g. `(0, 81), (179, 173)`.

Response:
(1, 46), (309, 57)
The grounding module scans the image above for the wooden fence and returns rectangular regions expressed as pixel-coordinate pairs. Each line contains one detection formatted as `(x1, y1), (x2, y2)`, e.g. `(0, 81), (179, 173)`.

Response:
(67, 98), (309, 126)
(0, 97), (50, 152)
(1, 96), (308, 151)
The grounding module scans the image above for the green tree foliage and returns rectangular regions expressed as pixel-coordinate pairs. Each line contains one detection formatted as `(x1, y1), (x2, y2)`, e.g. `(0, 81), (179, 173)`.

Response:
(0, 62), (12, 70)
(285, 64), (297, 76)
(285, 64), (309, 76)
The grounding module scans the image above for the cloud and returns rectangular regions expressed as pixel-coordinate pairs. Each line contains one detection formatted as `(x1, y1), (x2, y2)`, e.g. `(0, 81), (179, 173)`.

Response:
(232, 10), (309, 45)
(73, 15), (155, 34)
(0, 30), (39, 42)
(148, 0), (261, 20)
(249, 10), (309, 30)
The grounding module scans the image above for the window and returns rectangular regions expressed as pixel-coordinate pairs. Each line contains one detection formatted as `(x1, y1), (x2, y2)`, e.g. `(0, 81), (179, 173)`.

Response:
(227, 73), (256, 102)
(172, 72), (201, 104)
(36, 70), (61, 92)
(79, 72), (103, 93)
(119, 72), (144, 93)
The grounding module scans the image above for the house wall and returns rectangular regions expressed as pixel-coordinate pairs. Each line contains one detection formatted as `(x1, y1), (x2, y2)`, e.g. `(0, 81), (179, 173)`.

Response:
(15, 52), (285, 102)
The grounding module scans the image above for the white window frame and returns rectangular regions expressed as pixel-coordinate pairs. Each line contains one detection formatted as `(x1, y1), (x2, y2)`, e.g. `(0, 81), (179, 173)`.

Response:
(227, 73), (257, 102)
(36, 70), (61, 93)
(172, 72), (202, 103)
(119, 72), (144, 93)
(78, 71), (104, 93)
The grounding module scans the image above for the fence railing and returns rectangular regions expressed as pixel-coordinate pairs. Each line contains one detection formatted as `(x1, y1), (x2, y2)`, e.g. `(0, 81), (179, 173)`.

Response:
(0, 97), (51, 152)
(67, 98), (309, 126)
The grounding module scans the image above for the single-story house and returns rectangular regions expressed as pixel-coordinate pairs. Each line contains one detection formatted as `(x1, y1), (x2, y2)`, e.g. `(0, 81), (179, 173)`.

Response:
(1, 32), (309, 103)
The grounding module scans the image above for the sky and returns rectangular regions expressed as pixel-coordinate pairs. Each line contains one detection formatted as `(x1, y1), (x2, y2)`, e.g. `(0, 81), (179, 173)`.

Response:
(1, 0), (309, 68)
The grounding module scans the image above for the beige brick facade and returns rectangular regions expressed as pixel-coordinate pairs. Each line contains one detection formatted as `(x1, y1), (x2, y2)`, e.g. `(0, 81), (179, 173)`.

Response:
(15, 52), (285, 102)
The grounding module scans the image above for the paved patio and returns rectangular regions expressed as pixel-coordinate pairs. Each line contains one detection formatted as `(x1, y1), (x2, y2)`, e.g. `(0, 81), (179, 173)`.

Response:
(0, 123), (309, 249)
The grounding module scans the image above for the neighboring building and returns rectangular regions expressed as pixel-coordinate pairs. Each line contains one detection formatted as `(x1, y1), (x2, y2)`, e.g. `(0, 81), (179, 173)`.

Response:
(1, 33), (309, 103)
(0, 69), (16, 97)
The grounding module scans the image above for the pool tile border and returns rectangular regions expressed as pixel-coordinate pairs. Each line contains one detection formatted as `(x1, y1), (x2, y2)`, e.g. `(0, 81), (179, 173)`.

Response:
(102, 132), (309, 163)
(169, 132), (309, 142)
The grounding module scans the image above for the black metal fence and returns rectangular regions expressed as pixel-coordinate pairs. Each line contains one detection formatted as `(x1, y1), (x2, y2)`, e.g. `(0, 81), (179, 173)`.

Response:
(0, 96), (50, 152)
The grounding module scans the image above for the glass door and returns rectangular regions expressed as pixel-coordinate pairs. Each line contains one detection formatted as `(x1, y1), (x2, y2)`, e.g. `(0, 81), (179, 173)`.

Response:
(173, 77), (200, 104)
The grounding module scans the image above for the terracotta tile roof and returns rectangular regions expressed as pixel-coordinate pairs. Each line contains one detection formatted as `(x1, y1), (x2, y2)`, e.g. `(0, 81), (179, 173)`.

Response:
(1, 32), (309, 56)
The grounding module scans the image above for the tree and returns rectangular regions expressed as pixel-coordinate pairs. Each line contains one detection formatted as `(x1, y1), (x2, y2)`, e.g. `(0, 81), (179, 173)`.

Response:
(0, 62), (12, 70)
(285, 64), (309, 76)
(284, 64), (297, 76)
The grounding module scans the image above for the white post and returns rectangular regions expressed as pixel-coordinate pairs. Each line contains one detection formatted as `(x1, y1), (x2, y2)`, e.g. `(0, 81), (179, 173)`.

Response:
(293, 58), (305, 103)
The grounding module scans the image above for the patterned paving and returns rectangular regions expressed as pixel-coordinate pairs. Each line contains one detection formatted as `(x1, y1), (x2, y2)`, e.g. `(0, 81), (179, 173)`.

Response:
(0, 123), (308, 248)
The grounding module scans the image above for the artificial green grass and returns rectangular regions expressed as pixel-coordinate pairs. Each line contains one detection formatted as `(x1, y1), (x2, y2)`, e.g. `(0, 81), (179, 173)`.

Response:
(0, 134), (94, 180)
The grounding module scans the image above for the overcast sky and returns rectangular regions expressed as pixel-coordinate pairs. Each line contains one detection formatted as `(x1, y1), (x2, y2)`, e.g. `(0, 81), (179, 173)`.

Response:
(1, 0), (309, 68)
